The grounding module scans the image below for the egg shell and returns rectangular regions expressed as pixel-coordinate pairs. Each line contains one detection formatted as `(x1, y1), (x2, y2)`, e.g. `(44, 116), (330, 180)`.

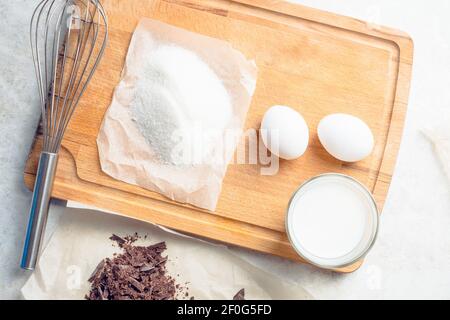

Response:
(318, 113), (374, 162)
(260, 105), (309, 160)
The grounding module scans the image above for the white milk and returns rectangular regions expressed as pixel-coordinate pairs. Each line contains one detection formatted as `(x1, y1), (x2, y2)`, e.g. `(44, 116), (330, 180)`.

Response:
(286, 174), (378, 268)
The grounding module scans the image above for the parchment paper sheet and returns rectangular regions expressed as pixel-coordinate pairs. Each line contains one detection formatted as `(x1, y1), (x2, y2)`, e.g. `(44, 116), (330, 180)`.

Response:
(97, 18), (257, 211)
(21, 207), (312, 300)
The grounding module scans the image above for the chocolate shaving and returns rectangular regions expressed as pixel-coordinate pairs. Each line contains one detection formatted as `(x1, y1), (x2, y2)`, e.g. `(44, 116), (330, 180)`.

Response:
(88, 259), (105, 283)
(86, 234), (186, 300)
(109, 234), (126, 246)
(233, 288), (245, 300)
(140, 264), (155, 272)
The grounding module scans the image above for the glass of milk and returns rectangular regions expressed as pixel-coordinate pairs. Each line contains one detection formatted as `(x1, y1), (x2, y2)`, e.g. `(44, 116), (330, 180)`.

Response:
(286, 174), (379, 270)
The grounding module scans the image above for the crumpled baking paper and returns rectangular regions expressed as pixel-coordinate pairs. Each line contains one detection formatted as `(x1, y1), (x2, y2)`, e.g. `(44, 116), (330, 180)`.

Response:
(21, 207), (312, 300)
(97, 18), (257, 211)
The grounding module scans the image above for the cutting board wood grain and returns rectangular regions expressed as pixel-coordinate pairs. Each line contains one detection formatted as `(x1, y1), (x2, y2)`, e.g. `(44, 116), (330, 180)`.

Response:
(25, 0), (413, 272)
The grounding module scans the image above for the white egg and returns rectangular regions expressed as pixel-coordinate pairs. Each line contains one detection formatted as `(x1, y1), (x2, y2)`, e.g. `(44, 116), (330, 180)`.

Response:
(318, 113), (374, 162)
(260, 105), (309, 160)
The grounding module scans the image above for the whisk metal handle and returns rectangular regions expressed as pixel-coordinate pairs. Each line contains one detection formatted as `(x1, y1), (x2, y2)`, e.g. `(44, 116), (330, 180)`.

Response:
(21, 152), (59, 271)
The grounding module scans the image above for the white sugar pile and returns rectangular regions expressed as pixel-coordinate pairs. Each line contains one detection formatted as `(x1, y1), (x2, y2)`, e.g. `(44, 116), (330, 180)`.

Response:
(130, 44), (232, 165)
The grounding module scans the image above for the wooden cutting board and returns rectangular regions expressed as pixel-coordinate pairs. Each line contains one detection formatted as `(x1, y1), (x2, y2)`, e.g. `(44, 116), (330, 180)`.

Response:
(24, 0), (413, 272)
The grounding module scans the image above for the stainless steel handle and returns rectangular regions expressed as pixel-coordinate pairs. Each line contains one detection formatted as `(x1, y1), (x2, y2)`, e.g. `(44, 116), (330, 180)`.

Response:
(21, 152), (58, 271)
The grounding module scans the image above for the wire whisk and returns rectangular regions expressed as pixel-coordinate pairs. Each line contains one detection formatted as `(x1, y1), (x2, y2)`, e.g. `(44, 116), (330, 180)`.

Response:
(21, 0), (108, 270)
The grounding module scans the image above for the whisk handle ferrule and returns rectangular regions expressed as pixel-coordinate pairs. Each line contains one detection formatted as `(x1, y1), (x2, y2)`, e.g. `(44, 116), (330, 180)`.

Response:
(21, 152), (59, 271)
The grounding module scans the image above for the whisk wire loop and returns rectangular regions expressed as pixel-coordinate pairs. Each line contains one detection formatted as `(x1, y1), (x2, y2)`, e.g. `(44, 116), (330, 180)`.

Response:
(30, 0), (108, 153)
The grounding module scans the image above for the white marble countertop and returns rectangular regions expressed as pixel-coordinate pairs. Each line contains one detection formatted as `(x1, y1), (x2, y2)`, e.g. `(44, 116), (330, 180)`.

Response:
(1, 0), (449, 299)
